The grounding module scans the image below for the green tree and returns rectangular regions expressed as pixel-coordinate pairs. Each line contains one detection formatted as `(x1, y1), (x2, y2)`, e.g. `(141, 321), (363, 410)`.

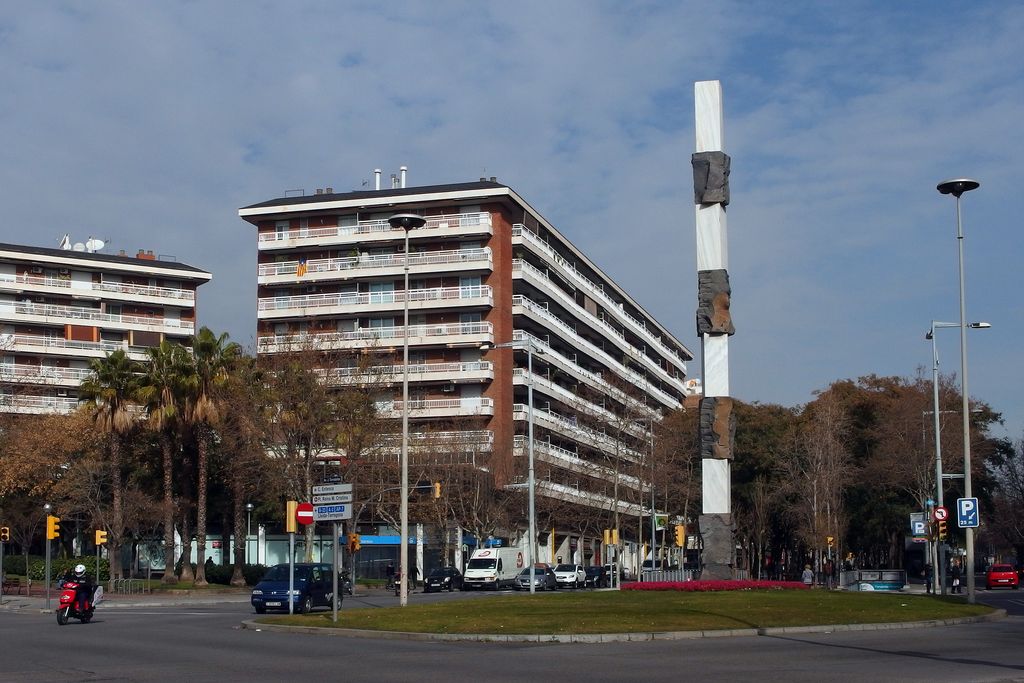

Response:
(79, 349), (142, 580)
(185, 327), (241, 586)
(137, 341), (192, 584)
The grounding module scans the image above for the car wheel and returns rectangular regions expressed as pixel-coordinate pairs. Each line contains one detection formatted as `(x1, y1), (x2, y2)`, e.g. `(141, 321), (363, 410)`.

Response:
(299, 596), (312, 614)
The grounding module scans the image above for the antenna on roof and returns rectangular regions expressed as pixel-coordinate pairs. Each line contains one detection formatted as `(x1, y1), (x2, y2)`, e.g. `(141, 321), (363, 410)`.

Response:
(58, 234), (71, 250)
(72, 242), (86, 251)
(85, 237), (105, 253)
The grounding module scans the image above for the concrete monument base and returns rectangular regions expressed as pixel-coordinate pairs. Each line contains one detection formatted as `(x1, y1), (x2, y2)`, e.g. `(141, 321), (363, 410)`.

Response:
(699, 513), (734, 580)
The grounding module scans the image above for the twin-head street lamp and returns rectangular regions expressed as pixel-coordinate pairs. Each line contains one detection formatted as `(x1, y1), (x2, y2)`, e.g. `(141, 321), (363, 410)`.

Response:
(925, 320), (989, 595)
(387, 213), (426, 607)
(481, 337), (541, 594)
(936, 177), (981, 604)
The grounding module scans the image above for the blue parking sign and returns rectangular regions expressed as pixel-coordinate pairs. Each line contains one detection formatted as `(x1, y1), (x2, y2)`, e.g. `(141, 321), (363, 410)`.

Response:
(956, 497), (979, 528)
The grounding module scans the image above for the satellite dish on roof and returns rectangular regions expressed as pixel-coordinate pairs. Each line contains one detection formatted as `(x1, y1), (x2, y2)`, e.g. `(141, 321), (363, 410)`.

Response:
(73, 242), (86, 251)
(85, 238), (105, 252)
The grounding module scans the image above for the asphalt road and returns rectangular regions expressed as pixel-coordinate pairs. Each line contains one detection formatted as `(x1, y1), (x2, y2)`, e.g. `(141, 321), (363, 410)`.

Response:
(2, 590), (1022, 683)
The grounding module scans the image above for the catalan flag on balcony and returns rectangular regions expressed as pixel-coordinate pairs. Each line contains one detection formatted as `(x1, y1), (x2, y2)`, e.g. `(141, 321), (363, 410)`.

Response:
(296, 258), (308, 277)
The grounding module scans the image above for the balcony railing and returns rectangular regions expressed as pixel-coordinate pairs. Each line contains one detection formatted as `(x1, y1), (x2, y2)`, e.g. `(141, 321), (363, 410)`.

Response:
(318, 361), (492, 384)
(258, 285), (492, 313)
(0, 393), (80, 413)
(514, 435), (643, 490)
(376, 397), (495, 414)
(0, 273), (195, 302)
(257, 321), (492, 352)
(258, 211), (492, 245)
(0, 365), (93, 385)
(5, 302), (194, 333)
(258, 247), (491, 278)
(512, 224), (686, 364)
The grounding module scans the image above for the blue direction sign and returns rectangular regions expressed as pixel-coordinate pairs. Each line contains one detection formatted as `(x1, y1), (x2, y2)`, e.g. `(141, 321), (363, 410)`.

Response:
(313, 503), (352, 522)
(956, 497), (979, 528)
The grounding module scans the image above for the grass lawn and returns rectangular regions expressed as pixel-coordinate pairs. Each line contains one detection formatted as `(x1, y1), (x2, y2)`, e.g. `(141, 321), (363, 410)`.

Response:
(258, 590), (993, 634)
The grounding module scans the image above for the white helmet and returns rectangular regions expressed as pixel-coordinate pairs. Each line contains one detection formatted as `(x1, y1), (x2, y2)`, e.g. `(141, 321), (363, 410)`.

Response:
(74, 564), (86, 578)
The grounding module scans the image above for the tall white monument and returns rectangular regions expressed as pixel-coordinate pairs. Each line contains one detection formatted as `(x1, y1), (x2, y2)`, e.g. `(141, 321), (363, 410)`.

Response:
(692, 80), (735, 579)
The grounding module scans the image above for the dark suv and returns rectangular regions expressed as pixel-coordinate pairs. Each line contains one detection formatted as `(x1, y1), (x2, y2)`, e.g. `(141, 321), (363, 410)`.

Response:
(424, 566), (464, 593)
(251, 563), (338, 614)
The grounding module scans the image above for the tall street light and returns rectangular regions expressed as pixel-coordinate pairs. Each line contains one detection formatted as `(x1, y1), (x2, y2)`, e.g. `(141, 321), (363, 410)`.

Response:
(245, 503), (254, 566)
(481, 337), (540, 594)
(936, 177), (980, 604)
(926, 320), (989, 595)
(388, 213), (426, 607)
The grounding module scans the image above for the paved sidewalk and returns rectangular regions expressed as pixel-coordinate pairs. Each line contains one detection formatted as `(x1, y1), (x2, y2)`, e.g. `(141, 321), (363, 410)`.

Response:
(0, 587), (251, 612)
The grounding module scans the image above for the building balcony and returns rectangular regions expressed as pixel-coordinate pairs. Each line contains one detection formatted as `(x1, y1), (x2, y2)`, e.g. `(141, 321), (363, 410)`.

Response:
(512, 403), (641, 463)
(512, 295), (685, 405)
(513, 435), (643, 494)
(0, 333), (149, 361)
(375, 396), (495, 419)
(257, 321), (493, 354)
(257, 211), (493, 250)
(319, 361), (493, 386)
(257, 285), (493, 320)
(258, 247), (492, 285)
(0, 273), (195, 306)
(512, 224), (689, 367)
(0, 392), (80, 414)
(0, 365), (92, 387)
(534, 480), (644, 516)
(1, 301), (194, 334)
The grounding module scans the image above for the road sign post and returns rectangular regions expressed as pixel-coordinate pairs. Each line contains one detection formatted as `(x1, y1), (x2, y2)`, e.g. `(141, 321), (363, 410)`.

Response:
(295, 502), (315, 526)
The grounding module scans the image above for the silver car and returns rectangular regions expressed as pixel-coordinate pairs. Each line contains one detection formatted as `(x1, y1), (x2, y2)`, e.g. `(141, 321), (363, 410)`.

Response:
(516, 566), (558, 591)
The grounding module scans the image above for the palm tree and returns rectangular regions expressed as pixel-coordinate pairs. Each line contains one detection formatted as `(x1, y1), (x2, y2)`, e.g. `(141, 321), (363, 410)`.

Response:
(185, 327), (241, 586)
(79, 349), (141, 581)
(137, 341), (192, 585)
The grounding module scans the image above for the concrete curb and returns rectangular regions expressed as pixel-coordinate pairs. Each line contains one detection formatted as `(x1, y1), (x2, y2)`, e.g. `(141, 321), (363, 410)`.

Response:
(239, 609), (1006, 643)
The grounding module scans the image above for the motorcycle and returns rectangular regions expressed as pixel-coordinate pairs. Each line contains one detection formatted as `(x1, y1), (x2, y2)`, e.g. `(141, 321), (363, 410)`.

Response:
(56, 580), (100, 625)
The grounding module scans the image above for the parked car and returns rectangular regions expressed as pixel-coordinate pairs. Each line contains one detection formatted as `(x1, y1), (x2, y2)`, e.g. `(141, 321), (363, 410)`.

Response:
(250, 563), (338, 614)
(424, 566), (464, 593)
(584, 565), (608, 588)
(985, 564), (1019, 590)
(553, 563), (587, 589)
(516, 566), (558, 591)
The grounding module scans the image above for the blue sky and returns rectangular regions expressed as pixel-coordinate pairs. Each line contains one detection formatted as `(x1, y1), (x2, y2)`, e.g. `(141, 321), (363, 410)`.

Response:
(2, 1), (1021, 441)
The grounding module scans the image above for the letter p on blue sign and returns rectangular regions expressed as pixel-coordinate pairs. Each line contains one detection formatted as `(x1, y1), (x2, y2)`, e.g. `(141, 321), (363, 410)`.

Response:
(956, 497), (979, 528)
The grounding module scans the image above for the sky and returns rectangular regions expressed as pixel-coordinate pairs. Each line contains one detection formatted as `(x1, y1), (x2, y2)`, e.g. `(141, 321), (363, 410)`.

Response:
(1, 1), (1021, 441)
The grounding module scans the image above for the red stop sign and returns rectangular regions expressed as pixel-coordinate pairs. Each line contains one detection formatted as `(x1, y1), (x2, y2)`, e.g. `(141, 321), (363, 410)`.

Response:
(295, 502), (315, 525)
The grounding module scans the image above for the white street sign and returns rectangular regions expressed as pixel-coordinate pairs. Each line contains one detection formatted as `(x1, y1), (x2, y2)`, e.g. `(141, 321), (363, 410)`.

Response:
(312, 483), (353, 496)
(313, 503), (352, 521)
(312, 493), (353, 505)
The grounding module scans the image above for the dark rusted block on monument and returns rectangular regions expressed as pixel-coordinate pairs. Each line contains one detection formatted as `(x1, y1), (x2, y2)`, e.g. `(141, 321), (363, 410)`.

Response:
(700, 397), (735, 460)
(691, 151), (731, 205)
(696, 269), (735, 336)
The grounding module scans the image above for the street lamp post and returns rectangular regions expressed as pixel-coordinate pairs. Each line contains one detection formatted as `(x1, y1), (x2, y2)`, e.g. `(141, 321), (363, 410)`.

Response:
(245, 503), (254, 566)
(926, 320), (989, 596)
(43, 502), (52, 610)
(388, 213), (426, 607)
(482, 337), (539, 594)
(936, 178), (980, 604)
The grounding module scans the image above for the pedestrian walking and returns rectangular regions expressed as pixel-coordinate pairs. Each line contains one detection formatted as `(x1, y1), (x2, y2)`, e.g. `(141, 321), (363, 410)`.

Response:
(950, 559), (963, 594)
(924, 563), (934, 594)
(824, 559), (835, 590)
(801, 564), (814, 587)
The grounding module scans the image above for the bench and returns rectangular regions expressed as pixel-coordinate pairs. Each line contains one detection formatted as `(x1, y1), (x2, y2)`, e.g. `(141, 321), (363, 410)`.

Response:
(1, 578), (24, 595)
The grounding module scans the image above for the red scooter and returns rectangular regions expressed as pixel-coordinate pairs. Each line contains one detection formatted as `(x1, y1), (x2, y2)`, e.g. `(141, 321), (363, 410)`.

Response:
(56, 580), (97, 625)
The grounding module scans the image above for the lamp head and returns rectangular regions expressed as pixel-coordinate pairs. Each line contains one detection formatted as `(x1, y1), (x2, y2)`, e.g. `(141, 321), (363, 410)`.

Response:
(925, 332), (934, 340)
(246, 503), (254, 512)
(936, 178), (980, 197)
(969, 322), (991, 329)
(387, 213), (427, 231)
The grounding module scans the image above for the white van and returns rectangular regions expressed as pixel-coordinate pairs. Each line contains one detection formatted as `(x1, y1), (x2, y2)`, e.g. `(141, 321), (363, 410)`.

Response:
(462, 547), (524, 590)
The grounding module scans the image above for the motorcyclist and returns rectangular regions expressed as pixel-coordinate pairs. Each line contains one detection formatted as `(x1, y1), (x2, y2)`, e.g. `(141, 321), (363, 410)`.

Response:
(62, 564), (94, 611)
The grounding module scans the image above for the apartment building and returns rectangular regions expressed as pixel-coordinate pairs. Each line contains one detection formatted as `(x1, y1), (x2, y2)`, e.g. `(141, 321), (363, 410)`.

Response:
(0, 242), (212, 414)
(241, 178), (694, 529)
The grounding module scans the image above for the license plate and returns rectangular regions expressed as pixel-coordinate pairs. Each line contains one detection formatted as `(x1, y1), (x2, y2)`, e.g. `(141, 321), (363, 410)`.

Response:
(266, 601), (282, 607)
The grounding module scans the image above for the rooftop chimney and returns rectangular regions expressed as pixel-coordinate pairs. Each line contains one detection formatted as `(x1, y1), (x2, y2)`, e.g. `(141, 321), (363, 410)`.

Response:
(375, 169), (381, 190)
(400, 166), (407, 188)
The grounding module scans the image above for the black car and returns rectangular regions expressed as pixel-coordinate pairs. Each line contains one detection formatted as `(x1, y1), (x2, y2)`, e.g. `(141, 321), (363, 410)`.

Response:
(424, 566), (463, 593)
(250, 563), (337, 614)
(584, 565), (608, 588)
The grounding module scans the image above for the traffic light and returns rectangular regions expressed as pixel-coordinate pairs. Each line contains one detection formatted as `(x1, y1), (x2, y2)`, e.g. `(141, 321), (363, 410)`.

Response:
(938, 520), (948, 541)
(674, 524), (686, 547)
(826, 535), (835, 549)
(285, 501), (298, 534)
(433, 482), (442, 499)
(0, 526), (9, 542)
(46, 515), (60, 540)
(95, 529), (108, 546)
(603, 529), (611, 545)
(347, 532), (361, 553)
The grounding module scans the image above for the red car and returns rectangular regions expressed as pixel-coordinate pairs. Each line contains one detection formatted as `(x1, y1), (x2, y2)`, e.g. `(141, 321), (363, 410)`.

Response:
(985, 564), (1019, 590)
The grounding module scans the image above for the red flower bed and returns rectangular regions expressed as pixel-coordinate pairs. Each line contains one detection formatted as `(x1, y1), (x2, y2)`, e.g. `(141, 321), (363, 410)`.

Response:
(622, 579), (808, 592)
